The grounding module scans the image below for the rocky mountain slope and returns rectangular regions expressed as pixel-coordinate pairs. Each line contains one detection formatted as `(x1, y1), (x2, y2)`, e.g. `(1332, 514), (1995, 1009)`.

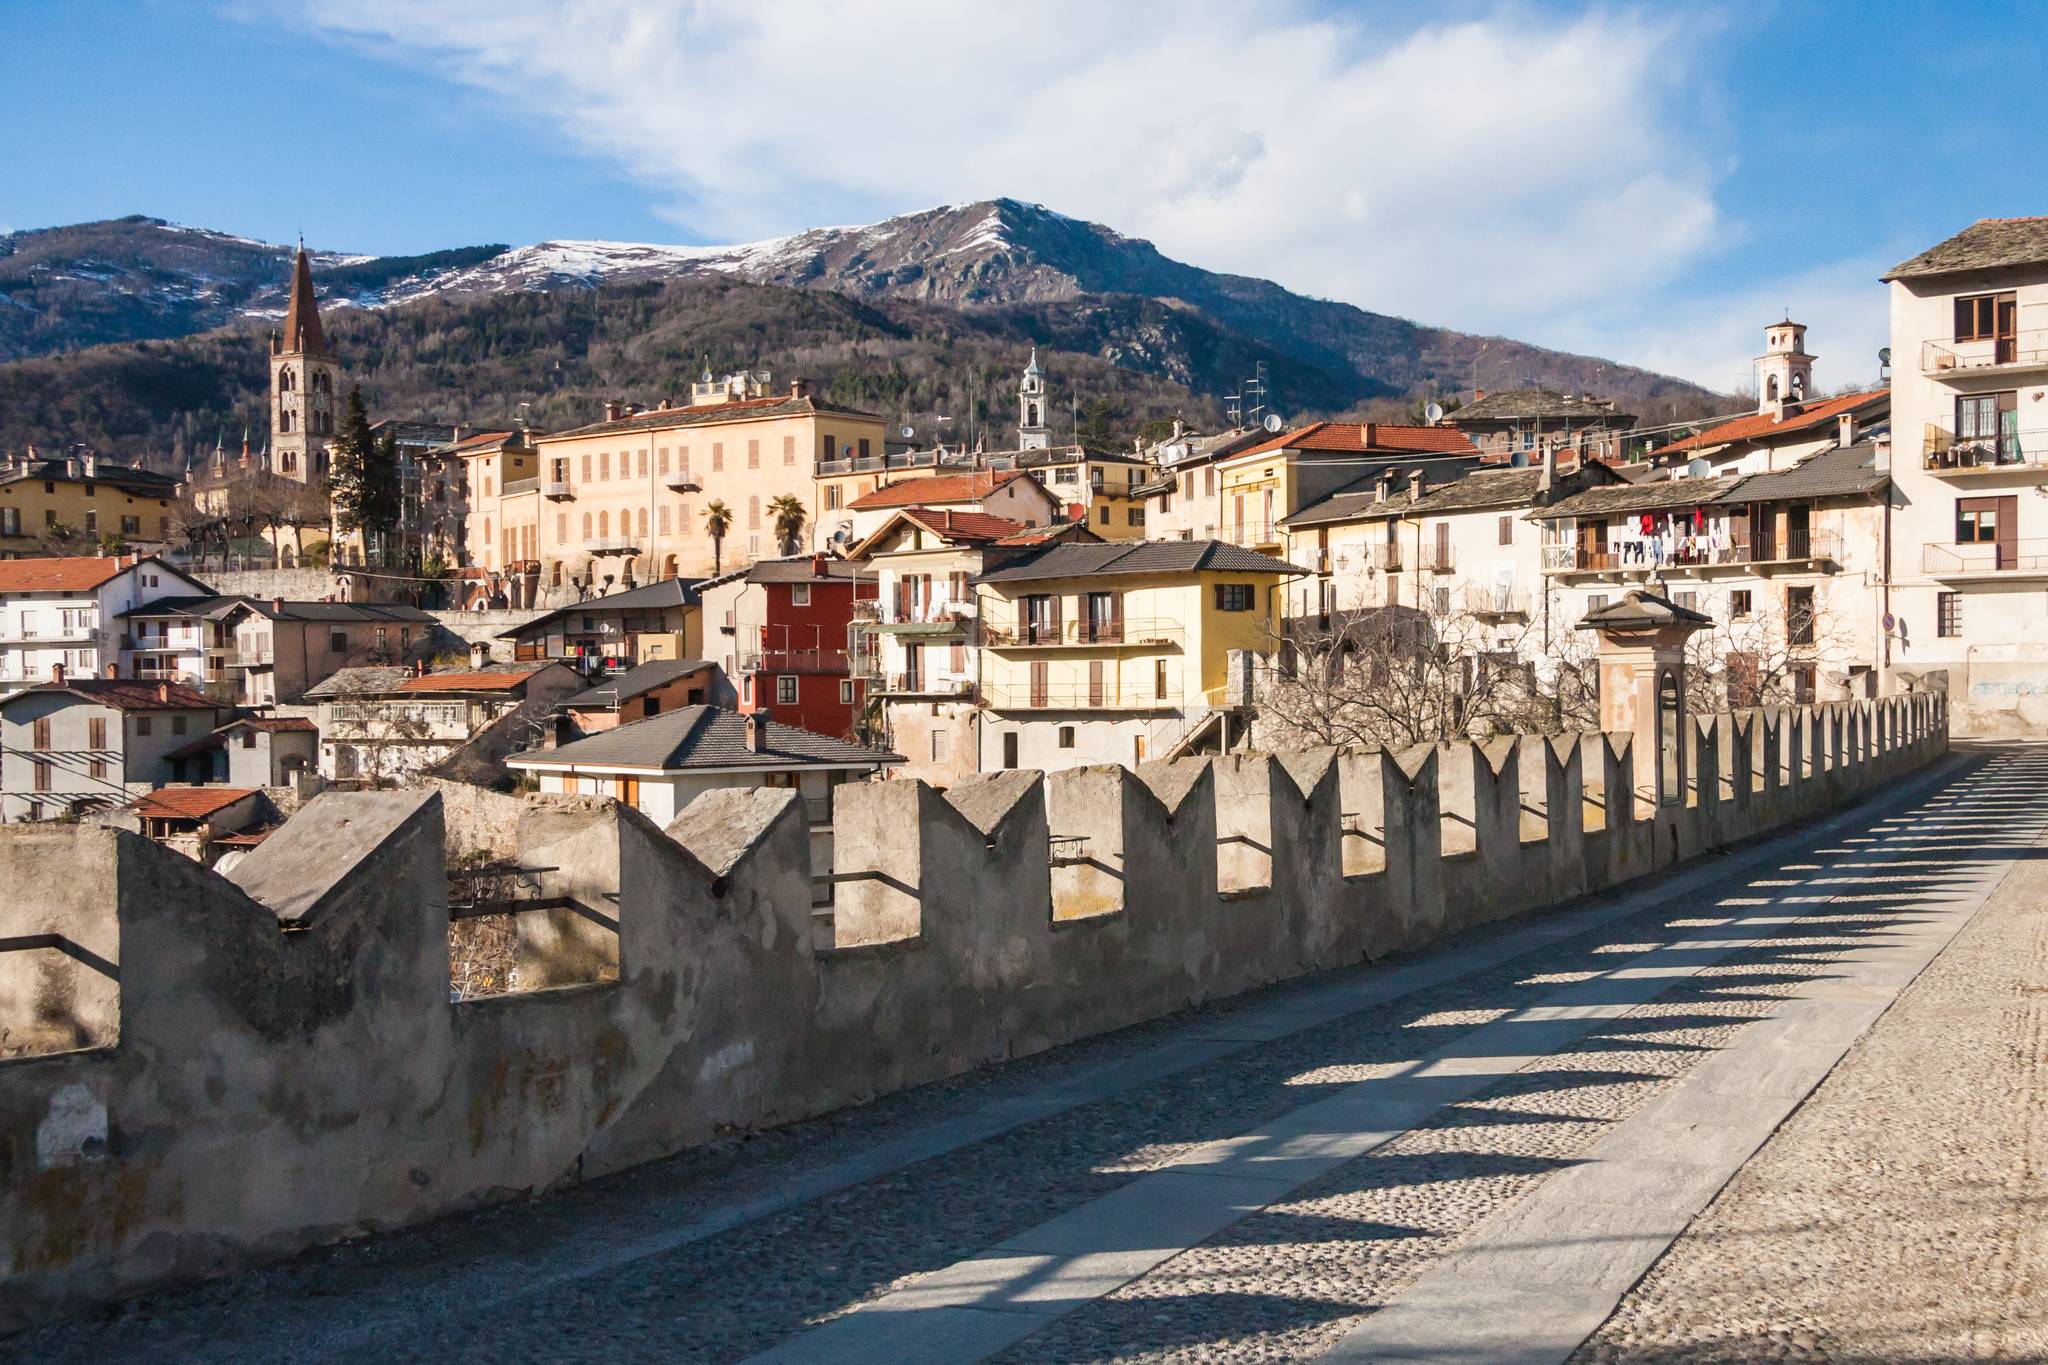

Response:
(2, 203), (1718, 424)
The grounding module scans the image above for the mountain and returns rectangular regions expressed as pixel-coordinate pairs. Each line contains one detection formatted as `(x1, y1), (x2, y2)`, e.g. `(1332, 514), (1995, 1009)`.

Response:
(2, 203), (1718, 415)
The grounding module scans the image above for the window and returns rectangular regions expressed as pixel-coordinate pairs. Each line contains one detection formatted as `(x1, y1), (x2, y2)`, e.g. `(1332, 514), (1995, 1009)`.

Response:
(747, 439), (760, 470)
(83, 512), (97, 534)
(135, 715), (152, 736)
(1674, 591), (1698, 612)
(1588, 594), (1608, 613)
(87, 717), (104, 749)
(1001, 731), (1019, 769)
(930, 729), (951, 763)
(1155, 658), (1170, 700)
(823, 435), (837, 460)
(1938, 591), (1962, 638)
(858, 439), (871, 458)
(1499, 515), (1513, 546)
(638, 508), (649, 538)
(658, 447), (670, 474)
(1098, 505), (1110, 525)
(172, 714), (187, 735)
(839, 680), (855, 704)
(242, 731), (257, 749)
(748, 497), (761, 530)
(783, 435), (796, 466)
(1127, 508), (1144, 526)
(598, 451), (610, 481)
(638, 450), (649, 478)
(1213, 584), (1254, 612)
(1058, 726), (1076, 749)
(581, 454), (592, 482)
(31, 717), (50, 750)
(32, 759), (50, 793)
(1957, 496), (2012, 544)
(1955, 292), (2016, 343)
(45, 509), (57, 527)
(1729, 590), (1753, 619)
(826, 486), (841, 511)
(89, 758), (107, 782)
(712, 442), (725, 472)
(792, 583), (811, 606)
(776, 675), (799, 705)
(121, 516), (139, 535)
(1787, 586), (1816, 646)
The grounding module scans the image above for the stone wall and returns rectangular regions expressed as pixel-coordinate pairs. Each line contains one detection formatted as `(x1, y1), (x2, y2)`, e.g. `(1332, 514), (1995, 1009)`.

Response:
(0, 695), (1949, 1329)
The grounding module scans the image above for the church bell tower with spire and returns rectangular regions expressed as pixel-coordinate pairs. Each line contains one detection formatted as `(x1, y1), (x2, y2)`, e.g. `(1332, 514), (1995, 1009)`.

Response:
(270, 243), (342, 484)
(1017, 346), (1050, 451)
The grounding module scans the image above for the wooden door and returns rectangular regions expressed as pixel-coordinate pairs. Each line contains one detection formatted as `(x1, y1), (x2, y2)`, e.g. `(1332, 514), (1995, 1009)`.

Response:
(1088, 660), (1105, 707)
(619, 777), (641, 809)
(1029, 660), (1049, 707)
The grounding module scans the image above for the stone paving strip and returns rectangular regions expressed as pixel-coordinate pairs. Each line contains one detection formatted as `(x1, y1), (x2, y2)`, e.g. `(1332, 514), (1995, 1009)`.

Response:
(744, 750), (2040, 1365)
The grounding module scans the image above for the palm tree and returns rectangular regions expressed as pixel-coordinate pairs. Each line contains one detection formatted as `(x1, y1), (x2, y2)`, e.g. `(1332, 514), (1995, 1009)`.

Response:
(704, 500), (734, 574)
(768, 494), (808, 556)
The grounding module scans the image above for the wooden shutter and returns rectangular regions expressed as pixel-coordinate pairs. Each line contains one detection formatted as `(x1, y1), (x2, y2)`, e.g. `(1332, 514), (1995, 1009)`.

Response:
(1030, 660), (1048, 707)
(1998, 494), (2019, 570)
(1088, 660), (1104, 707)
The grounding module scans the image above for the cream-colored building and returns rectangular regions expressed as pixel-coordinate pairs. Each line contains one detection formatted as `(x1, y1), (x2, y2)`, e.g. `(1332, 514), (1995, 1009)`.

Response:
(524, 373), (886, 593)
(973, 540), (1301, 772)
(1884, 217), (2048, 731)
(1212, 421), (1480, 554)
(840, 470), (1059, 547)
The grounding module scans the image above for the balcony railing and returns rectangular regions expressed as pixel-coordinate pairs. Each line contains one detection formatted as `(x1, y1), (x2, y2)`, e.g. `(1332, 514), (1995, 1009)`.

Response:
(501, 477), (539, 497)
(874, 602), (975, 629)
(1420, 544), (1457, 574)
(738, 646), (849, 673)
(982, 618), (1183, 648)
(1921, 328), (2048, 376)
(1543, 529), (1841, 572)
(583, 536), (641, 555)
(662, 471), (701, 492)
(1922, 425), (2048, 475)
(1922, 538), (2048, 577)
(877, 673), (973, 697)
(1370, 544), (1403, 572)
(1219, 521), (1283, 547)
(981, 682), (1184, 711)
(1463, 585), (1530, 617)
(542, 482), (575, 500)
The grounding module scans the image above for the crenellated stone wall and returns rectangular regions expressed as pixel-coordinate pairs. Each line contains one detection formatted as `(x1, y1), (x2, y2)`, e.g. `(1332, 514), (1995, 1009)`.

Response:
(0, 695), (1949, 1329)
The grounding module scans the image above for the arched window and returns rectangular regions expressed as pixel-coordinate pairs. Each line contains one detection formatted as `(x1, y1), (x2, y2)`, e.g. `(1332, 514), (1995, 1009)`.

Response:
(598, 510), (609, 537)
(1027, 403), (1040, 427)
(637, 507), (648, 537)
(312, 371), (329, 394)
(748, 495), (760, 529)
(582, 512), (592, 539)
(279, 368), (294, 392)
(1765, 375), (1779, 401)
(280, 410), (293, 433)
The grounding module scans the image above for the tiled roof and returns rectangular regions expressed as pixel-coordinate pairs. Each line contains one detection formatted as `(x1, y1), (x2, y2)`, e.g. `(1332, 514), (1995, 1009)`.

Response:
(0, 554), (164, 593)
(221, 715), (319, 733)
(974, 539), (1305, 584)
(2, 678), (220, 712)
(397, 664), (554, 694)
(1884, 217), (2048, 281)
(1649, 390), (1887, 457)
(1528, 474), (1747, 520)
(728, 555), (871, 586)
(500, 577), (701, 638)
(847, 471), (1038, 511)
(123, 786), (261, 821)
(432, 430), (520, 456)
(1577, 590), (1712, 632)
(1230, 421), (1479, 461)
(564, 658), (714, 709)
(539, 393), (881, 442)
(897, 509), (1032, 542)
(512, 705), (902, 772)
(122, 596), (435, 624)
(993, 523), (1099, 547)
(1286, 463), (1627, 527)
(1722, 440), (1888, 503)
(1447, 389), (1636, 423)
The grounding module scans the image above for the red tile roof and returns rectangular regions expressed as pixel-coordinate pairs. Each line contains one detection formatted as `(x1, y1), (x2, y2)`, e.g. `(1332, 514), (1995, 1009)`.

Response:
(1231, 421), (1478, 460)
(1650, 390), (1887, 457)
(894, 508), (1031, 543)
(848, 471), (1034, 510)
(396, 665), (551, 694)
(124, 786), (259, 821)
(0, 555), (146, 593)
(993, 523), (1097, 547)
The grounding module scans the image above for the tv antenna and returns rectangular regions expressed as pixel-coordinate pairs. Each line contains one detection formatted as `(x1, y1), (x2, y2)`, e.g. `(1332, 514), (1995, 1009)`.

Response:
(1227, 362), (1271, 431)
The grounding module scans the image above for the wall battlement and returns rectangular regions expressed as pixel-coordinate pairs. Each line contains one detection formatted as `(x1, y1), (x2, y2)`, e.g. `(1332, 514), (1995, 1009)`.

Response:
(0, 695), (1948, 1328)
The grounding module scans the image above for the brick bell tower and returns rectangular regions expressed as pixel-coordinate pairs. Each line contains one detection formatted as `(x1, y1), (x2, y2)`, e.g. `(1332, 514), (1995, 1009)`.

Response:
(269, 242), (343, 484)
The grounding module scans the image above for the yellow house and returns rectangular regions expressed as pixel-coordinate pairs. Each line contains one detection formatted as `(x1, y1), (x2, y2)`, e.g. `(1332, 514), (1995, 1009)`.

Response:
(973, 540), (1304, 772)
(1215, 421), (1482, 552)
(0, 452), (183, 558)
(529, 374), (886, 591)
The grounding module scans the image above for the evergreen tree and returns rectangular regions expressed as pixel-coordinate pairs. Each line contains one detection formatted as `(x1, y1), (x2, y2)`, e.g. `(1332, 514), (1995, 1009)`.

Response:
(328, 387), (401, 564)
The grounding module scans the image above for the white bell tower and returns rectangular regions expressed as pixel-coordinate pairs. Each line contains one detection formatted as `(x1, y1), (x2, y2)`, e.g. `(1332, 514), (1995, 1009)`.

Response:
(1018, 347), (1050, 450)
(1756, 319), (1813, 417)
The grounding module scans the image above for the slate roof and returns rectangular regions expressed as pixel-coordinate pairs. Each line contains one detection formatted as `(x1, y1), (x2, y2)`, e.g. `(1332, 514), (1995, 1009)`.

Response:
(1649, 390), (1887, 457)
(121, 596), (434, 623)
(1528, 475), (1746, 520)
(563, 658), (714, 709)
(305, 661), (559, 698)
(1286, 465), (1623, 528)
(123, 786), (261, 821)
(1446, 389), (1636, 423)
(1884, 217), (2048, 281)
(1577, 590), (1712, 632)
(220, 715), (319, 733)
(1, 678), (219, 712)
(0, 459), (182, 496)
(1229, 421), (1479, 461)
(847, 471), (1040, 511)
(501, 577), (701, 638)
(511, 705), (903, 772)
(281, 247), (326, 355)
(539, 393), (881, 443)
(1723, 440), (1888, 502)
(974, 539), (1304, 584)
(698, 554), (871, 592)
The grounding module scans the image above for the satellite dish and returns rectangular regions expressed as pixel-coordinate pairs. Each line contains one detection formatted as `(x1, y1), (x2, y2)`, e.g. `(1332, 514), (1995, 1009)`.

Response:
(1262, 413), (1285, 433)
(1424, 401), (1444, 424)
(900, 424), (916, 439)
(1878, 347), (1892, 367)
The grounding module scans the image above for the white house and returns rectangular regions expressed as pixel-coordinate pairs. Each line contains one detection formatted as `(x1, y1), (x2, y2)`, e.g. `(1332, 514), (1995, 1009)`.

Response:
(0, 554), (209, 690)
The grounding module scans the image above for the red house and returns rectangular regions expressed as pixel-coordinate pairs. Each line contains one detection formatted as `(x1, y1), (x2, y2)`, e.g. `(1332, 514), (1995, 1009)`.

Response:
(697, 555), (877, 740)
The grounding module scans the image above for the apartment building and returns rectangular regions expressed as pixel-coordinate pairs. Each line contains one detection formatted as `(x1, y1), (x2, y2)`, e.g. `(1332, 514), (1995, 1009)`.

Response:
(1211, 422), (1481, 554)
(117, 596), (435, 703)
(1446, 389), (1638, 466)
(526, 372), (886, 590)
(845, 511), (1094, 784)
(974, 540), (1301, 773)
(698, 555), (877, 740)
(0, 451), (183, 557)
(1136, 425), (1267, 541)
(0, 554), (210, 689)
(435, 427), (537, 574)
(840, 471), (1060, 547)
(0, 671), (228, 822)
(501, 578), (702, 674)
(1885, 216), (2048, 732)
(306, 660), (582, 783)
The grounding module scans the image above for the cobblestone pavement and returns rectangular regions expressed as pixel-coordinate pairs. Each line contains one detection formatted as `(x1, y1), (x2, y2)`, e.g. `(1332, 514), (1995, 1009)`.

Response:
(11, 744), (2041, 1364)
(1575, 755), (2048, 1363)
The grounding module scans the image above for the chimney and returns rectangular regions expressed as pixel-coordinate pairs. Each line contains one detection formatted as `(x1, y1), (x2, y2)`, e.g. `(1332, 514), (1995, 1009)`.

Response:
(1360, 422), (1374, 448)
(103, 662), (119, 679)
(83, 451), (97, 479)
(746, 706), (771, 752)
(1474, 388), (1486, 401)
(50, 662), (64, 685)
(789, 378), (808, 399)
(271, 596), (284, 614)
(1872, 432), (1893, 473)
(1838, 411), (1857, 447)
(811, 552), (827, 578)
(157, 682), (170, 703)
(470, 640), (491, 668)
(415, 658), (428, 677)
(604, 400), (624, 422)
(1408, 470), (1426, 502)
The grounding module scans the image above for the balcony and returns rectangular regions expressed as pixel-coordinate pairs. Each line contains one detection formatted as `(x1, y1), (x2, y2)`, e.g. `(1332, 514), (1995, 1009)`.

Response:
(542, 482), (575, 500)
(662, 470), (702, 492)
(1218, 521), (1283, 549)
(872, 602), (975, 633)
(1542, 529), (1841, 575)
(1922, 538), (2048, 579)
(1922, 426), (2048, 479)
(500, 477), (539, 497)
(982, 618), (1183, 649)
(1370, 544), (1403, 572)
(1921, 328), (2048, 379)
(583, 536), (641, 556)
(1463, 585), (1530, 619)
(876, 673), (973, 697)
(1419, 544), (1457, 574)
(737, 646), (848, 673)
(981, 682), (1184, 711)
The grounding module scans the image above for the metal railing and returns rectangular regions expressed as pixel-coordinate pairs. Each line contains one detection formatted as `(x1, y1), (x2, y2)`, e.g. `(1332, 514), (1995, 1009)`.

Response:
(1419, 544), (1457, 573)
(982, 617), (1183, 648)
(542, 482), (574, 500)
(874, 601), (975, 628)
(1543, 529), (1841, 571)
(1922, 538), (2048, 576)
(1370, 544), (1404, 571)
(737, 646), (848, 673)
(1921, 328), (2048, 375)
(981, 682), (1183, 710)
(500, 477), (539, 497)
(877, 673), (973, 696)
(583, 536), (641, 554)
(1218, 521), (1283, 547)
(1922, 425), (2048, 473)
(1463, 584), (1530, 616)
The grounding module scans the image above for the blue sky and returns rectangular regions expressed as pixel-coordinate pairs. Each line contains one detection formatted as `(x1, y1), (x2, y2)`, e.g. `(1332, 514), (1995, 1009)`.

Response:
(4, 1), (2044, 391)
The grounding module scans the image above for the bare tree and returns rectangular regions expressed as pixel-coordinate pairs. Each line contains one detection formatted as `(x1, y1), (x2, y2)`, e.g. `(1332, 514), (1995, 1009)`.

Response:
(1684, 593), (1858, 708)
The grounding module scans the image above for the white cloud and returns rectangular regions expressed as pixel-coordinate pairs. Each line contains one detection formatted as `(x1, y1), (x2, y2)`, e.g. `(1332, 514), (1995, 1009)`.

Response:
(242, 1), (1887, 391)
